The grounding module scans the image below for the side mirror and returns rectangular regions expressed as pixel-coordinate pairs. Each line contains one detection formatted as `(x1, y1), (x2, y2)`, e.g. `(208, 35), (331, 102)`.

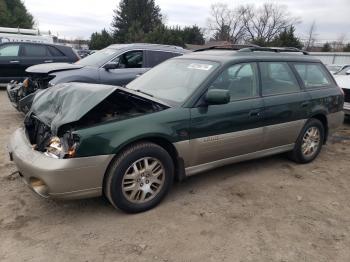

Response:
(205, 89), (230, 105)
(346, 69), (350, 75)
(104, 62), (119, 71)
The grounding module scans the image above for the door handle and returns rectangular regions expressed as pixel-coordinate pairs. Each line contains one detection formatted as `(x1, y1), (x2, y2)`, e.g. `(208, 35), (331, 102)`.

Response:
(44, 60), (53, 63)
(249, 109), (262, 117)
(9, 60), (19, 63)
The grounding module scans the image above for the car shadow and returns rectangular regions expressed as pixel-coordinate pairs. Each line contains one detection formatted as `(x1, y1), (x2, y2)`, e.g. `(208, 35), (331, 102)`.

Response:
(29, 153), (286, 218)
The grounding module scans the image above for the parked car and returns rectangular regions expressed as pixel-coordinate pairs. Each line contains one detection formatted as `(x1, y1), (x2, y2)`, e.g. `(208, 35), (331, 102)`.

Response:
(6, 43), (189, 113)
(76, 49), (91, 58)
(0, 42), (79, 84)
(333, 68), (350, 115)
(326, 64), (350, 74)
(8, 47), (344, 213)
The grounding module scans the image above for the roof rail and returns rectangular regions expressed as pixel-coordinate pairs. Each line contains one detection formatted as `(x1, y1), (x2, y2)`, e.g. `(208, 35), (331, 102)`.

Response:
(194, 43), (260, 52)
(238, 47), (309, 55)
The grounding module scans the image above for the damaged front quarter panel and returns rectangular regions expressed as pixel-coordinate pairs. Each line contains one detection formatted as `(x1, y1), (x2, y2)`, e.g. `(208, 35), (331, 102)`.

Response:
(25, 82), (171, 158)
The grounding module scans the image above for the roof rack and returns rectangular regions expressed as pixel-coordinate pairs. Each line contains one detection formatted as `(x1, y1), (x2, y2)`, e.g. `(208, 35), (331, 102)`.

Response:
(194, 43), (260, 52)
(238, 47), (309, 55)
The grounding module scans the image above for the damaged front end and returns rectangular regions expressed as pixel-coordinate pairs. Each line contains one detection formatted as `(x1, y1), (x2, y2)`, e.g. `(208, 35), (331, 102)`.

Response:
(24, 83), (169, 159)
(25, 115), (79, 159)
(7, 74), (54, 113)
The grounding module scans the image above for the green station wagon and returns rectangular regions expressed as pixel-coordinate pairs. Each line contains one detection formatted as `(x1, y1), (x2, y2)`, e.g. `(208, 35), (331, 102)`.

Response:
(8, 47), (344, 213)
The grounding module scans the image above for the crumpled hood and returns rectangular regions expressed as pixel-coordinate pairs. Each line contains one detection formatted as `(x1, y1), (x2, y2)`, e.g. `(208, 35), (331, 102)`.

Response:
(26, 63), (83, 74)
(28, 82), (169, 135)
(29, 83), (118, 135)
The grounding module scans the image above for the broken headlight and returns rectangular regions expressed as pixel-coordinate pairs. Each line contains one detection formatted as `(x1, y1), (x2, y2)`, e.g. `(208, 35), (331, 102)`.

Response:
(44, 136), (78, 159)
(22, 78), (30, 89)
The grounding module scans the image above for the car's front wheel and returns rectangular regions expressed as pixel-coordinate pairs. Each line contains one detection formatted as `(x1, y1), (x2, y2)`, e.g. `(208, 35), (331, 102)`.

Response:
(289, 118), (325, 163)
(104, 142), (174, 213)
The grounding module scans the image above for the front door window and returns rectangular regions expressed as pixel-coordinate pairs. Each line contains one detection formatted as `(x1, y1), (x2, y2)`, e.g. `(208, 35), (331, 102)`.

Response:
(114, 50), (143, 68)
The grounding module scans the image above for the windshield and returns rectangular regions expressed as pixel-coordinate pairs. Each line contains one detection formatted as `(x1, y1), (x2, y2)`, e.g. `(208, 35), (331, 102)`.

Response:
(75, 48), (117, 67)
(127, 59), (220, 103)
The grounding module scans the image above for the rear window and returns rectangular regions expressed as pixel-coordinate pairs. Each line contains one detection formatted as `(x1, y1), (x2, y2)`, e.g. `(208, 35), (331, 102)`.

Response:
(294, 63), (331, 88)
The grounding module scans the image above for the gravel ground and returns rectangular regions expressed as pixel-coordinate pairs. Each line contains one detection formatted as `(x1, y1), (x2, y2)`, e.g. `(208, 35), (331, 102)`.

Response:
(1, 89), (350, 262)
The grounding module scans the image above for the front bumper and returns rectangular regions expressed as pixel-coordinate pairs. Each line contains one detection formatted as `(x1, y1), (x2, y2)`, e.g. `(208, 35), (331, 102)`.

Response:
(6, 81), (21, 109)
(8, 128), (114, 199)
(344, 102), (350, 115)
(6, 82), (36, 114)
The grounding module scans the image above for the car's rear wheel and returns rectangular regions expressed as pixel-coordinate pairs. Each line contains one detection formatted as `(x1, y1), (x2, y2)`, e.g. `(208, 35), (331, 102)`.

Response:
(104, 142), (174, 213)
(289, 118), (325, 163)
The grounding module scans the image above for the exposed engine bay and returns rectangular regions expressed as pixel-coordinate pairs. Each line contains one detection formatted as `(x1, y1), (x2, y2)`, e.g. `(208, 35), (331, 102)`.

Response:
(75, 90), (166, 129)
(24, 85), (168, 158)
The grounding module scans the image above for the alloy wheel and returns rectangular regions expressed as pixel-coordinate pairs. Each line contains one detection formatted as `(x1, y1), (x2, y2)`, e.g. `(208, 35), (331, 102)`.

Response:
(122, 157), (165, 204)
(301, 126), (321, 157)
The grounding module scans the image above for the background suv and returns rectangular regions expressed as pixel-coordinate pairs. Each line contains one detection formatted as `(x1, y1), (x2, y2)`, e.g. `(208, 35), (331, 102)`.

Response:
(0, 42), (79, 84)
(7, 43), (189, 113)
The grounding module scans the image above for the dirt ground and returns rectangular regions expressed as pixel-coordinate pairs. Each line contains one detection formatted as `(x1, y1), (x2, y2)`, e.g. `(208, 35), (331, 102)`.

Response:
(1, 90), (350, 262)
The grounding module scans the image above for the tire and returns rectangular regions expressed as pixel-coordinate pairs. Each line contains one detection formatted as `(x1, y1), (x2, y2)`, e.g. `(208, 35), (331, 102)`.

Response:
(288, 118), (325, 164)
(104, 142), (174, 213)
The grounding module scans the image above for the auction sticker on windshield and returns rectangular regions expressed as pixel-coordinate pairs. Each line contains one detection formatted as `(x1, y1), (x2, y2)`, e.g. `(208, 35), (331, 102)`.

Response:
(188, 63), (213, 70)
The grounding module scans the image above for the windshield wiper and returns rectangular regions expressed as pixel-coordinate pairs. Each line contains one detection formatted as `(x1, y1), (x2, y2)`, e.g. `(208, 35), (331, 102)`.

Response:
(135, 89), (154, 97)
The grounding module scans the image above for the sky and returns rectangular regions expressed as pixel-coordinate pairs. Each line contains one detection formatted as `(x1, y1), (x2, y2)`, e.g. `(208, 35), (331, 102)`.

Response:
(23, 0), (350, 42)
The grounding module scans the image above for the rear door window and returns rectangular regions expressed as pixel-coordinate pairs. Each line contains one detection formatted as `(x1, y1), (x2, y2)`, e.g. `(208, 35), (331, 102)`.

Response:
(294, 63), (331, 88)
(0, 44), (20, 56)
(22, 44), (49, 57)
(146, 51), (180, 67)
(210, 62), (259, 101)
(260, 62), (300, 96)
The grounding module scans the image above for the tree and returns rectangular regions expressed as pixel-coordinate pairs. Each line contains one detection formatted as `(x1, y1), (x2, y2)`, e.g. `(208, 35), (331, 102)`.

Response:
(242, 3), (297, 46)
(206, 2), (298, 46)
(89, 29), (114, 50)
(331, 34), (346, 51)
(182, 25), (205, 45)
(207, 3), (246, 43)
(270, 26), (302, 49)
(111, 0), (162, 43)
(0, 0), (34, 28)
(344, 43), (350, 52)
(304, 21), (316, 51)
(144, 25), (205, 47)
(321, 42), (331, 52)
(243, 2), (296, 46)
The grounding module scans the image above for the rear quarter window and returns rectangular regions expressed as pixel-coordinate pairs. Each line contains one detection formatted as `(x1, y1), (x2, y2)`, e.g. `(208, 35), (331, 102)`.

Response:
(294, 63), (331, 89)
(146, 51), (180, 67)
(47, 46), (65, 57)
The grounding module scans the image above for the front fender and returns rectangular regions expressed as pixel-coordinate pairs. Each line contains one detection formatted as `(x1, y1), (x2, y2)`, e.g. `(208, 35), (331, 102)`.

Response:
(74, 108), (190, 157)
(50, 68), (99, 85)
